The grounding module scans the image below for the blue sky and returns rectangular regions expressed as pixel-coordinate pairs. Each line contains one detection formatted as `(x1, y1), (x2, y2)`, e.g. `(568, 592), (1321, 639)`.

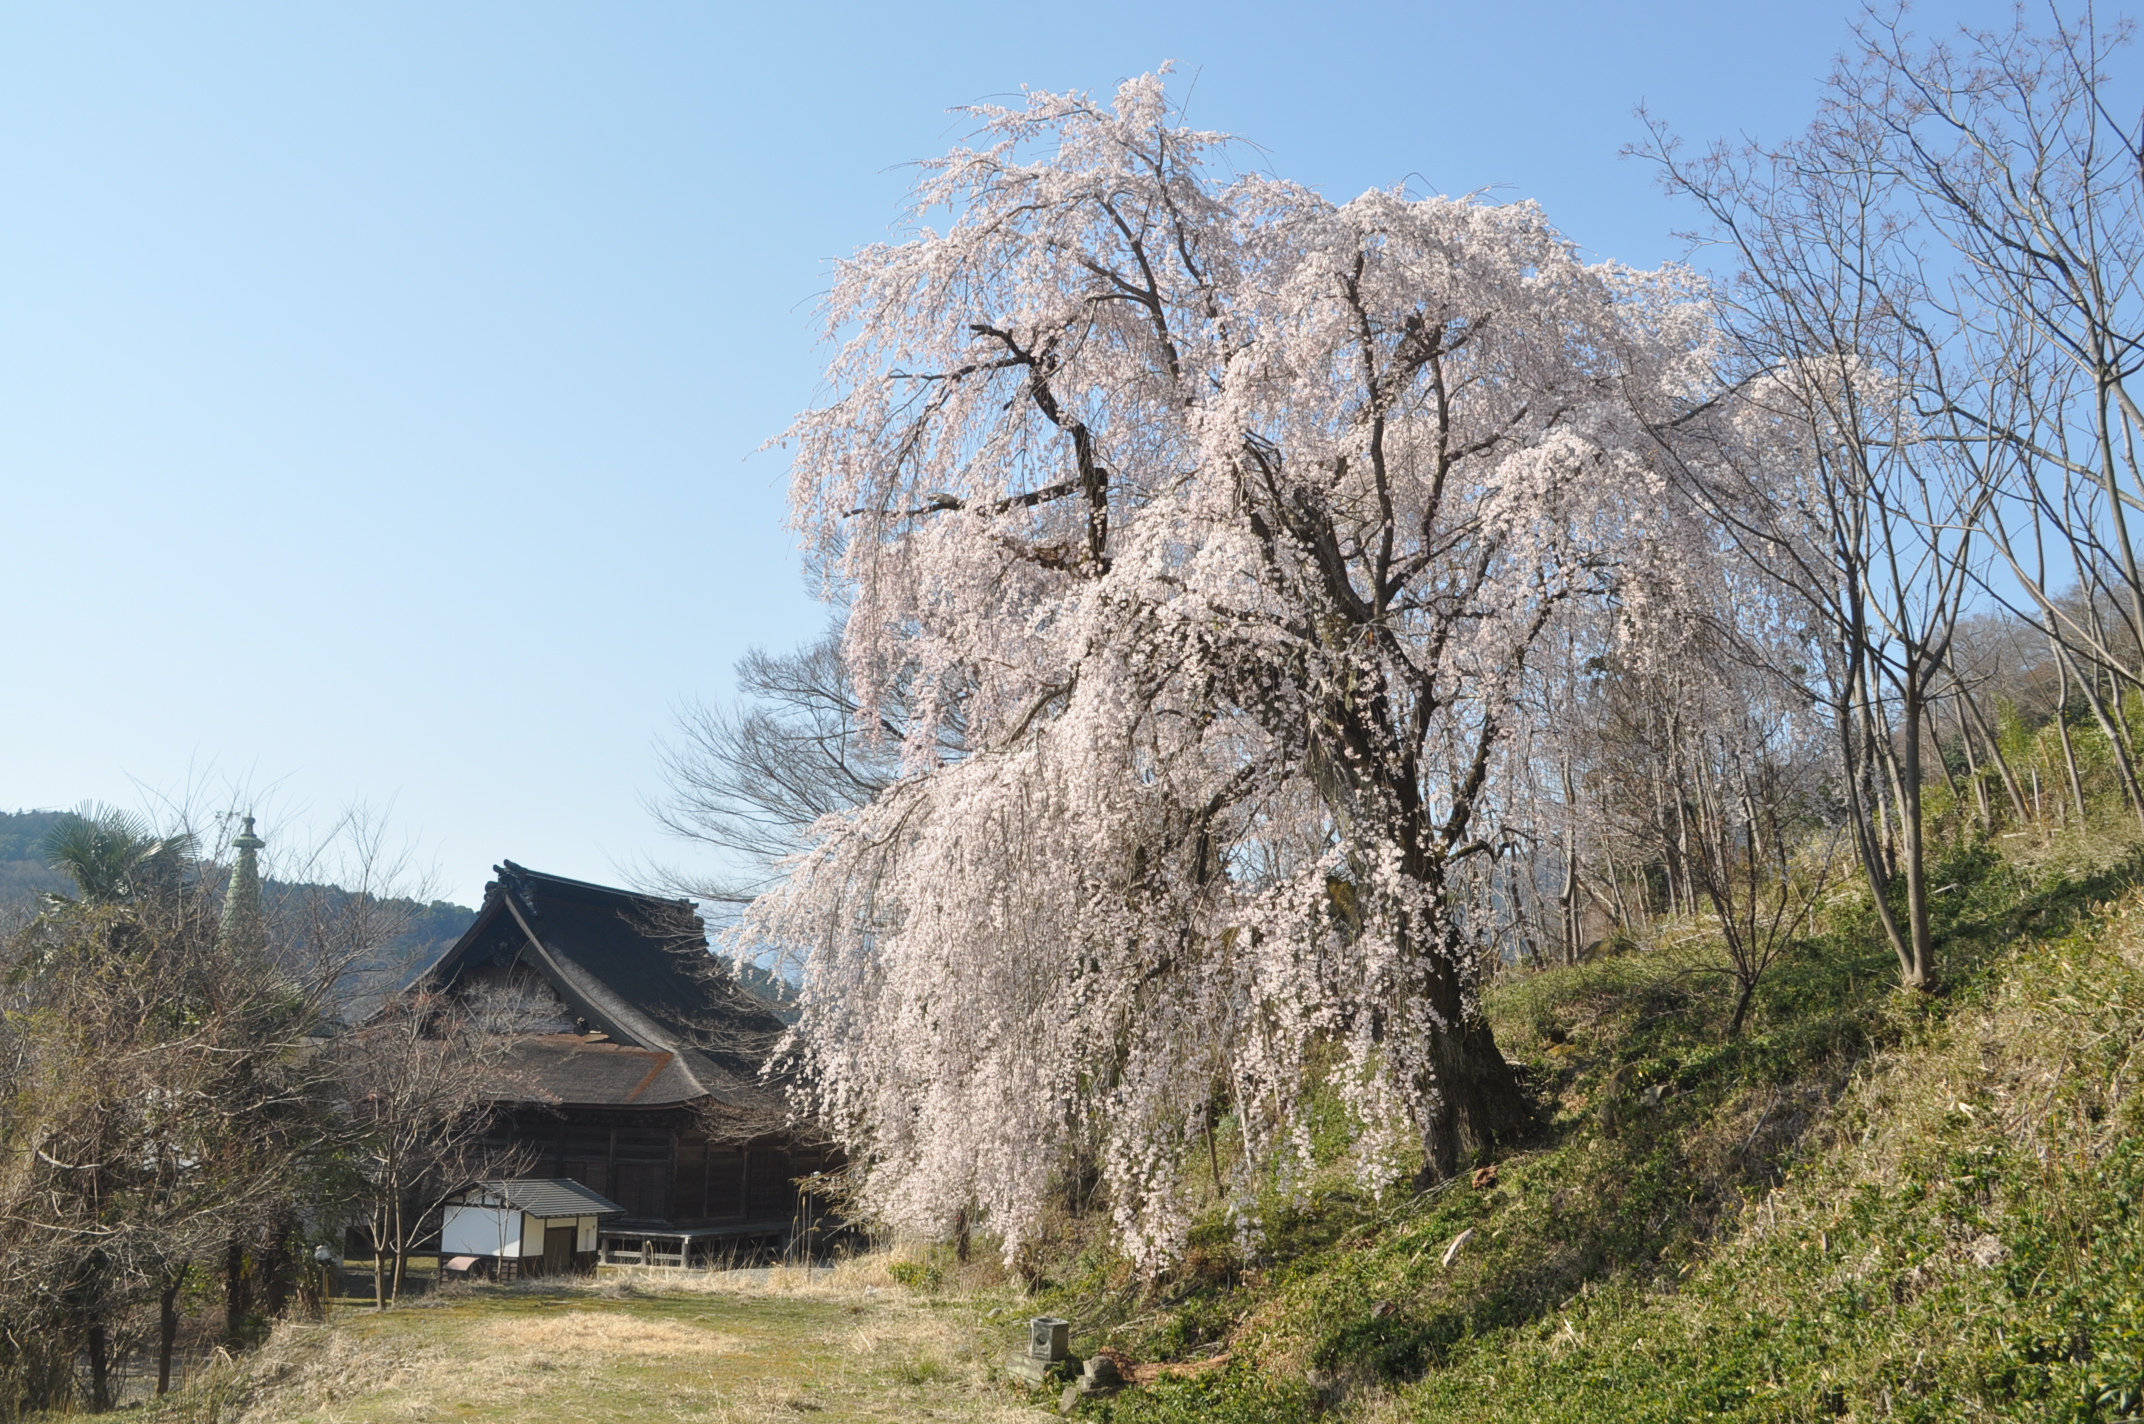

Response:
(0, 0), (2021, 904)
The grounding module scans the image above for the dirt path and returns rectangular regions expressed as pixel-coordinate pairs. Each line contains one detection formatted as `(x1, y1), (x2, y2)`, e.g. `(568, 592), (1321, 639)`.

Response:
(176, 1268), (1053, 1424)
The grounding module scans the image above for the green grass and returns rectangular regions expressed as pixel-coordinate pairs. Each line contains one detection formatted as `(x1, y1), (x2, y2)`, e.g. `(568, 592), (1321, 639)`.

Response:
(1039, 826), (2144, 1422)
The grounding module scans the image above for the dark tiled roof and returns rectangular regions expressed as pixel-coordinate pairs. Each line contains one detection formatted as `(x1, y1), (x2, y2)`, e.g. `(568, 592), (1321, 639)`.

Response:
(497, 1034), (706, 1106)
(423, 863), (789, 1114)
(459, 1178), (624, 1217)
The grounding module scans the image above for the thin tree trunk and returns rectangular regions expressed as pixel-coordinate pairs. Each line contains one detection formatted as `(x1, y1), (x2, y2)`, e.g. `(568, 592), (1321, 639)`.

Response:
(1954, 692), (1992, 827)
(1559, 754), (1581, 965)
(2095, 375), (2144, 697)
(1669, 721), (1697, 917)
(261, 1214), (293, 1320)
(2061, 640), (2144, 828)
(1728, 974), (1759, 1039)
(1836, 681), (1915, 977)
(2109, 641), (2139, 751)
(1929, 709), (1964, 812)
(1957, 681), (2031, 822)
(1648, 736), (1678, 918)
(86, 1319), (111, 1413)
(1896, 684), (1935, 989)
(157, 1262), (188, 1395)
(2055, 643), (2089, 822)
(225, 1233), (251, 1346)
(1875, 680), (1935, 988)
(1597, 798), (1634, 933)
(1861, 687), (1900, 880)
(390, 1197), (408, 1303)
(372, 1212), (388, 1310)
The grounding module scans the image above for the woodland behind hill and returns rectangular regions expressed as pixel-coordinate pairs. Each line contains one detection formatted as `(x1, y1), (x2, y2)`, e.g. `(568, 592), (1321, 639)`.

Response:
(0, 809), (476, 964)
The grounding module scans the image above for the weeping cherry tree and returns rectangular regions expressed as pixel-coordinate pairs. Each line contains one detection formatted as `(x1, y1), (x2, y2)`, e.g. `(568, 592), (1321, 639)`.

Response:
(748, 74), (1717, 1269)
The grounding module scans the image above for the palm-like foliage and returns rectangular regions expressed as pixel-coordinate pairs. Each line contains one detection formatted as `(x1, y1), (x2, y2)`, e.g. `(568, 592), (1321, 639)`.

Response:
(42, 803), (197, 904)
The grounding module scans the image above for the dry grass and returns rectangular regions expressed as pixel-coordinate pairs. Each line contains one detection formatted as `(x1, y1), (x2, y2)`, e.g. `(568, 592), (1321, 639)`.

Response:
(485, 1311), (749, 1358)
(146, 1253), (1051, 1424)
(588, 1251), (907, 1299)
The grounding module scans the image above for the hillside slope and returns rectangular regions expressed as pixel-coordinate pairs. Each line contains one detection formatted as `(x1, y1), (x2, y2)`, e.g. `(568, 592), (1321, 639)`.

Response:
(1007, 832), (2144, 1423)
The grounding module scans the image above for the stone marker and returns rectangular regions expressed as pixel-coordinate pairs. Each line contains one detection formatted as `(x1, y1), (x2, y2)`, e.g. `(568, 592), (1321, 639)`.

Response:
(1013, 1315), (1072, 1385)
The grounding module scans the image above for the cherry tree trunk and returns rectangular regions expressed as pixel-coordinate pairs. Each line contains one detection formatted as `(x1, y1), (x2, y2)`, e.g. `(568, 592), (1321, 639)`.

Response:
(1421, 1016), (1531, 1179)
(1413, 910), (1531, 1179)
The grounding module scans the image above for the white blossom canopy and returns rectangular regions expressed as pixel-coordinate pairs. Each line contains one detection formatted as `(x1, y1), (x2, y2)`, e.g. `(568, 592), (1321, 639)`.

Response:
(750, 74), (1713, 1269)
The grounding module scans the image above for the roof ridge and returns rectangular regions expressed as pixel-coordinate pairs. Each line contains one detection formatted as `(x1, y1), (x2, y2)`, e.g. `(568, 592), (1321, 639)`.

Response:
(466, 1177), (625, 1216)
(496, 860), (693, 908)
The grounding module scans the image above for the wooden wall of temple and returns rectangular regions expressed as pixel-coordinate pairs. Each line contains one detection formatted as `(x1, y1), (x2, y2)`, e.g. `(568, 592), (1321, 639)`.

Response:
(490, 1112), (830, 1227)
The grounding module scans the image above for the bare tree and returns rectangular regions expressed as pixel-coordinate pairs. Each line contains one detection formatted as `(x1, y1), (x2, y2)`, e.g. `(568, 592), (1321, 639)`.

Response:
(0, 808), (340, 1412)
(332, 992), (531, 1306)
(1639, 82), (1986, 992)
(1667, 674), (1839, 1035)
(1881, 9), (2144, 652)
(653, 631), (950, 910)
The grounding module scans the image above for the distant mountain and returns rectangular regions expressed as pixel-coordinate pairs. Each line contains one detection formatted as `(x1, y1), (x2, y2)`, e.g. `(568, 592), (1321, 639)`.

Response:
(0, 810), (71, 903)
(0, 809), (793, 1018)
(0, 808), (479, 977)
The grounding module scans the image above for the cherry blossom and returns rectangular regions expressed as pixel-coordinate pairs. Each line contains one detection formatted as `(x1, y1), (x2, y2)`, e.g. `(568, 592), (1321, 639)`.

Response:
(747, 74), (1715, 1269)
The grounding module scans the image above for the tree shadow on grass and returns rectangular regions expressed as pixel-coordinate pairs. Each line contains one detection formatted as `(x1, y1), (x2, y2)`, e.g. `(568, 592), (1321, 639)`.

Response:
(1285, 838), (2144, 1389)
(1052, 837), (2144, 1403)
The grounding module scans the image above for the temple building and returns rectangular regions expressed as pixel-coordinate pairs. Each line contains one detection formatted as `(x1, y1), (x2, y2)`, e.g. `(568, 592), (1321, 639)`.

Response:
(419, 862), (834, 1266)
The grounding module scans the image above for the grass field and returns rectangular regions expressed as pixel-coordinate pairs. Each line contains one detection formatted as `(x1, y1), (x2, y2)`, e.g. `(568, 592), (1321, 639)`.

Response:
(159, 1264), (1054, 1424)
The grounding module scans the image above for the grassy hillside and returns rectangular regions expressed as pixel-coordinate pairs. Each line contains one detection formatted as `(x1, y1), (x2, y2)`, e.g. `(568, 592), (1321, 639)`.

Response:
(984, 827), (2144, 1423)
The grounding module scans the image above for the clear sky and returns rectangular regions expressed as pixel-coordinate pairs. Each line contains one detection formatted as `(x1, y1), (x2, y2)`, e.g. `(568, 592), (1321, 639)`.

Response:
(0, 0), (2024, 905)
